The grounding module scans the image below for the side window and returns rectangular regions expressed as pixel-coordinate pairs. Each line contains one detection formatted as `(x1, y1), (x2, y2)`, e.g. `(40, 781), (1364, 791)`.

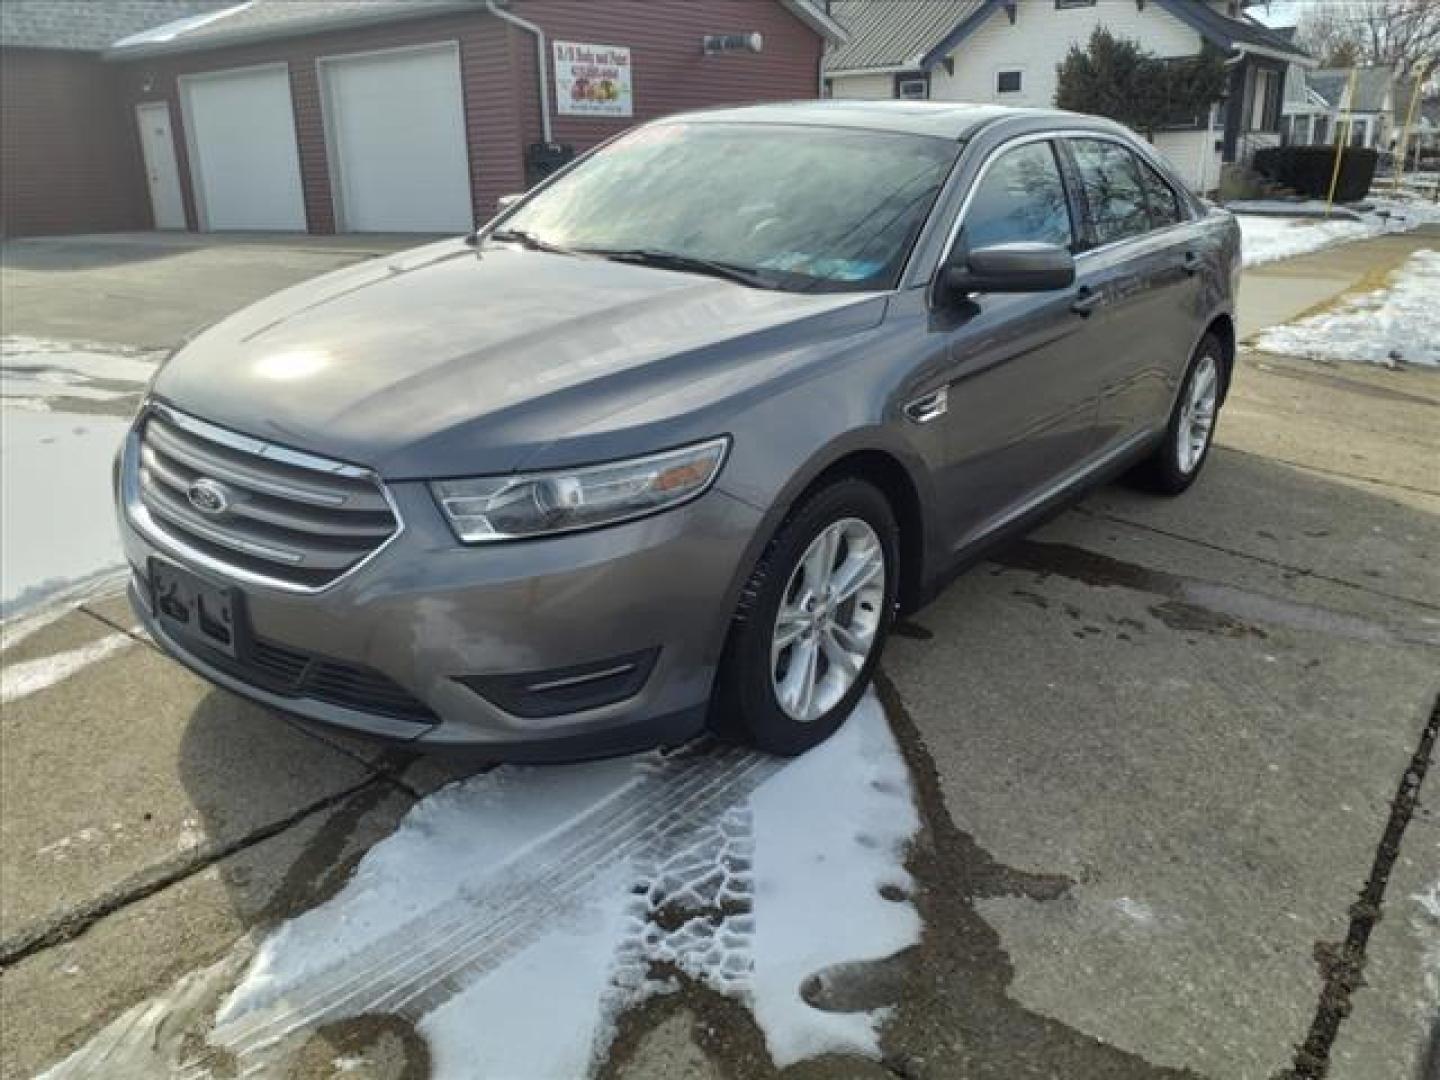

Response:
(962, 141), (1073, 251)
(1068, 138), (1150, 246)
(1137, 159), (1183, 228)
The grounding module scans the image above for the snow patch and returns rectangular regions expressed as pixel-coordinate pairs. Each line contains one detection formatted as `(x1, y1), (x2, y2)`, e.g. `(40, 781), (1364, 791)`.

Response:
(1237, 197), (1440, 267)
(1252, 249), (1440, 367)
(1, 336), (162, 384)
(1416, 879), (1440, 1013)
(1, 409), (129, 617)
(217, 701), (921, 1073)
(37, 697), (920, 1079)
(110, 2), (253, 48)
(749, 704), (920, 1064)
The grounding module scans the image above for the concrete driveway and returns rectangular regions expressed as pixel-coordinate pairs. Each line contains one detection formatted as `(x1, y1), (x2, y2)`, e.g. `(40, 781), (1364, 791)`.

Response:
(1, 230), (1437, 1080)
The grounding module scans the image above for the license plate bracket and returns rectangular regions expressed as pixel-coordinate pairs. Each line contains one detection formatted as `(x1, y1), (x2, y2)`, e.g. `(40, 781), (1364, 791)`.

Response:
(149, 559), (245, 659)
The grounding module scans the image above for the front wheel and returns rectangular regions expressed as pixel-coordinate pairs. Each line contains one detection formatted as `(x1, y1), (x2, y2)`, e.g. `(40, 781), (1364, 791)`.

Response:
(713, 478), (898, 756)
(1131, 333), (1224, 496)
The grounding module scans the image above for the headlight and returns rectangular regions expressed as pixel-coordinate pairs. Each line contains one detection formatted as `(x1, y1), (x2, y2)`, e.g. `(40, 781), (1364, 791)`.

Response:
(431, 437), (730, 543)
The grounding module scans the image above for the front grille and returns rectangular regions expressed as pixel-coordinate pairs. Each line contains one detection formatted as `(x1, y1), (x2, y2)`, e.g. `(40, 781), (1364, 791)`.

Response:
(135, 404), (399, 590)
(182, 630), (435, 723)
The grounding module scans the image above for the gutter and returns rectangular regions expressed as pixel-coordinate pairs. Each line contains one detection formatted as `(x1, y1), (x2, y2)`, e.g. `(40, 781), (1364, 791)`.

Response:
(781, 0), (850, 46)
(1232, 42), (1318, 68)
(826, 63), (924, 78)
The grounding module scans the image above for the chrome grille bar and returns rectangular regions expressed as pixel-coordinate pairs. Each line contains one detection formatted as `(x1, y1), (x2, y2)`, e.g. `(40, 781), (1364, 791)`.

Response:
(129, 402), (402, 591)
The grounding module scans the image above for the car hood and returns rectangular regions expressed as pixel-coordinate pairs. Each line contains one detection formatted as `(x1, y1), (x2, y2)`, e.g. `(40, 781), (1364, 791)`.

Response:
(155, 240), (885, 478)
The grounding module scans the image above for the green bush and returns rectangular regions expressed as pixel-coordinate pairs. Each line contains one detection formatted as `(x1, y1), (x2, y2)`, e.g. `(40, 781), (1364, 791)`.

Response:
(1253, 146), (1379, 201)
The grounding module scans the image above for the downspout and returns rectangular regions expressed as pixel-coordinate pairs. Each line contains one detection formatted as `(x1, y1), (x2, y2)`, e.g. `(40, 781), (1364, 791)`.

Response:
(486, 0), (552, 144)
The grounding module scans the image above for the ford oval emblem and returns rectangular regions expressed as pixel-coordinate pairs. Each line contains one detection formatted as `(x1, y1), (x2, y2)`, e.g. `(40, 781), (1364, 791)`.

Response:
(186, 478), (231, 516)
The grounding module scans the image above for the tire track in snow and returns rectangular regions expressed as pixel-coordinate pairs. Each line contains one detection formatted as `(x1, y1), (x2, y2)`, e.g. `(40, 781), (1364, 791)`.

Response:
(208, 744), (783, 1066)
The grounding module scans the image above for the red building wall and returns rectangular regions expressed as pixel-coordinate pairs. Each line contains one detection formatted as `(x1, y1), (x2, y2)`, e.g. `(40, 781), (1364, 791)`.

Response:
(109, 11), (526, 234)
(102, 1), (824, 235)
(511, 0), (825, 165)
(1, 49), (149, 237)
(95, 0), (823, 236)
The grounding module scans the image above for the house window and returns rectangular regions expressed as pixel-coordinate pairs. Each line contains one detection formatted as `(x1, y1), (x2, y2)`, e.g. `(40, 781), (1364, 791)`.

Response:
(1055, 0), (1097, 7)
(896, 76), (929, 100)
(996, 70), (1022, 95)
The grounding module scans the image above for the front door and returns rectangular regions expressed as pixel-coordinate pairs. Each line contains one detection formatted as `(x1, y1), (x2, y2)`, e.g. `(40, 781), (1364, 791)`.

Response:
(135, 103), (186, 230)
(922, 138), (1109, 554)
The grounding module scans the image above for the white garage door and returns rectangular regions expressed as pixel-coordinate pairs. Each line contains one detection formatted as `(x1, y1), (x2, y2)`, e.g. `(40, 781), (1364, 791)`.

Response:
(180, 64), (306, 231)
(321, 43), (473, 233)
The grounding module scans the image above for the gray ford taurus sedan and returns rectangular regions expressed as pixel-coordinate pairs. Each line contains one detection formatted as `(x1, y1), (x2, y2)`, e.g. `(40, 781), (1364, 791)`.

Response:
(117, 102), (1240, 759)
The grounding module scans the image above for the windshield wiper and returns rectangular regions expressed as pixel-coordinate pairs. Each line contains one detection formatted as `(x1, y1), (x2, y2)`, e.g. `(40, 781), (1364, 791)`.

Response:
(487, 228), (574, 255)
(580, 248), (778, 289)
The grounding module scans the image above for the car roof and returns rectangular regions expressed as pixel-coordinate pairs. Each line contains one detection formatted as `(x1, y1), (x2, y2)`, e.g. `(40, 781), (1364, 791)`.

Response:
(664, 100), (1088, 141)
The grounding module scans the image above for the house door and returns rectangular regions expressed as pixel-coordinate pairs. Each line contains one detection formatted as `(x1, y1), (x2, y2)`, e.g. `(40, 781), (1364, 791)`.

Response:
(135, 103), (186, 230)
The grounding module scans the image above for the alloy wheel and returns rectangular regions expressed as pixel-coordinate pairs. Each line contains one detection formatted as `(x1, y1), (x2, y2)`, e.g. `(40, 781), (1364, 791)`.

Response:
(1177, 353), (1219, 475)
(770, 517), (886, 723)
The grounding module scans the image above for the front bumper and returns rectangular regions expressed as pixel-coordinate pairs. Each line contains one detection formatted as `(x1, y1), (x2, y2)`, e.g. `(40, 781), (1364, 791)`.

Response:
(118, 428), (762, 759)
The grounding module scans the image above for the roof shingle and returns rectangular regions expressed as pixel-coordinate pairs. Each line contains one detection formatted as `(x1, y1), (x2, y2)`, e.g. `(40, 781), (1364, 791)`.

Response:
(1308, 66), (1396, 112)
(826, 0), (986, 73)
(1, 0), (230, 52)
(825, 0), (1310, 76)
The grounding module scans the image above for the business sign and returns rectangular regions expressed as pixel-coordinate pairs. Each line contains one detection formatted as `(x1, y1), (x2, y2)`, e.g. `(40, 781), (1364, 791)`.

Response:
(554, 41), (632, 117)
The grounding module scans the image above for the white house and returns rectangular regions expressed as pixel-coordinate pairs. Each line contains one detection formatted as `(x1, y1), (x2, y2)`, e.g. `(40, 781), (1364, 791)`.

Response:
(1283, 66), (1412, 150)
(825, 0), (1314, 193)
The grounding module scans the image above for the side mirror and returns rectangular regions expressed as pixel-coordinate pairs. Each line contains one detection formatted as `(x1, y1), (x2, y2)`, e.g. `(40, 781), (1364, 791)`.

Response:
(943, 242), (1075, 297)
(496, 193), (524, 213)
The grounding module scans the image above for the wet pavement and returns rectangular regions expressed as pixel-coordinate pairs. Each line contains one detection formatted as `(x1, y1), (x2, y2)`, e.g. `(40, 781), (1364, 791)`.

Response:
(2, 230), (1438, 1079)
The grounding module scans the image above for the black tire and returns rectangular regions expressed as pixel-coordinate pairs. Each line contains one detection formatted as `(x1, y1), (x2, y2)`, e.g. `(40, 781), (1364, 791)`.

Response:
(712, 477), (899, 756)
(1130, 332), (1226, 496)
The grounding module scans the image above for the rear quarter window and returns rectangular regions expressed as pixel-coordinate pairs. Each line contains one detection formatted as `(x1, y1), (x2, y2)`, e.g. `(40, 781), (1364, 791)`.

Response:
(1137, 158), (1184, 229)
(1068, 138), (1151, 246)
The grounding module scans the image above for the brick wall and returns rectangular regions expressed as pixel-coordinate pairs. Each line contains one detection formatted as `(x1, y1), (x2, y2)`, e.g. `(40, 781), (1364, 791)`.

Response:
(1, 48), (149, 237)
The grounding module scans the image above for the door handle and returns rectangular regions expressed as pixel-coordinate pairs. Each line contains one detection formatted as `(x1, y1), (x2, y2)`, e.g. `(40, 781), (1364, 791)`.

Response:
(1070, 287), (1104, 317)
(904, 386), (949, 424)
(1182, 250), (1201, 276)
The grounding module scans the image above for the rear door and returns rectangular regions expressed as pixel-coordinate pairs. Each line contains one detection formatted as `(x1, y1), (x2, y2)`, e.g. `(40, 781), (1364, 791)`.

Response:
(1063, 137), (1205, 448)
(920, 137), (1111, 554)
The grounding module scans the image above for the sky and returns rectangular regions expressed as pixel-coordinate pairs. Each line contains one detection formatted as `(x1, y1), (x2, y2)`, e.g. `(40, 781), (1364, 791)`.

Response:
(1251, 1), (1306, 30)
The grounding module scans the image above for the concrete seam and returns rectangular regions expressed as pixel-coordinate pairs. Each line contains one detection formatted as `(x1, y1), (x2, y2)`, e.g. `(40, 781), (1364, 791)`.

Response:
(0, 776), (383, 968)
(78, 606), (162, 652)
(1275, 691), (1440, 1079)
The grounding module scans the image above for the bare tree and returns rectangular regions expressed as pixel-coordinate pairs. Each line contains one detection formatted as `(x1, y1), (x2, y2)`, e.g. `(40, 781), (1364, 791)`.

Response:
(1292, 0), (1440, 79)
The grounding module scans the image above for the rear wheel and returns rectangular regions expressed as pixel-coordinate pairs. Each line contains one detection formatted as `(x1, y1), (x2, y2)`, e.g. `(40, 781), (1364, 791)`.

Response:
(713, 478), (898, 755)
(1131, 332), (1224, 496)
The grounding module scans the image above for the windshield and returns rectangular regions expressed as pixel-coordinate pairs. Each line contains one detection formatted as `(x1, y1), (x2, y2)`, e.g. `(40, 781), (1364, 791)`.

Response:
(496, 122), (961, 292)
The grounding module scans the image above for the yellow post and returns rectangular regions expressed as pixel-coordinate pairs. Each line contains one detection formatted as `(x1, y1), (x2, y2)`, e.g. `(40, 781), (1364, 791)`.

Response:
(1325, 67), (1359, 217)
(1392, 76), (1425, 195)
